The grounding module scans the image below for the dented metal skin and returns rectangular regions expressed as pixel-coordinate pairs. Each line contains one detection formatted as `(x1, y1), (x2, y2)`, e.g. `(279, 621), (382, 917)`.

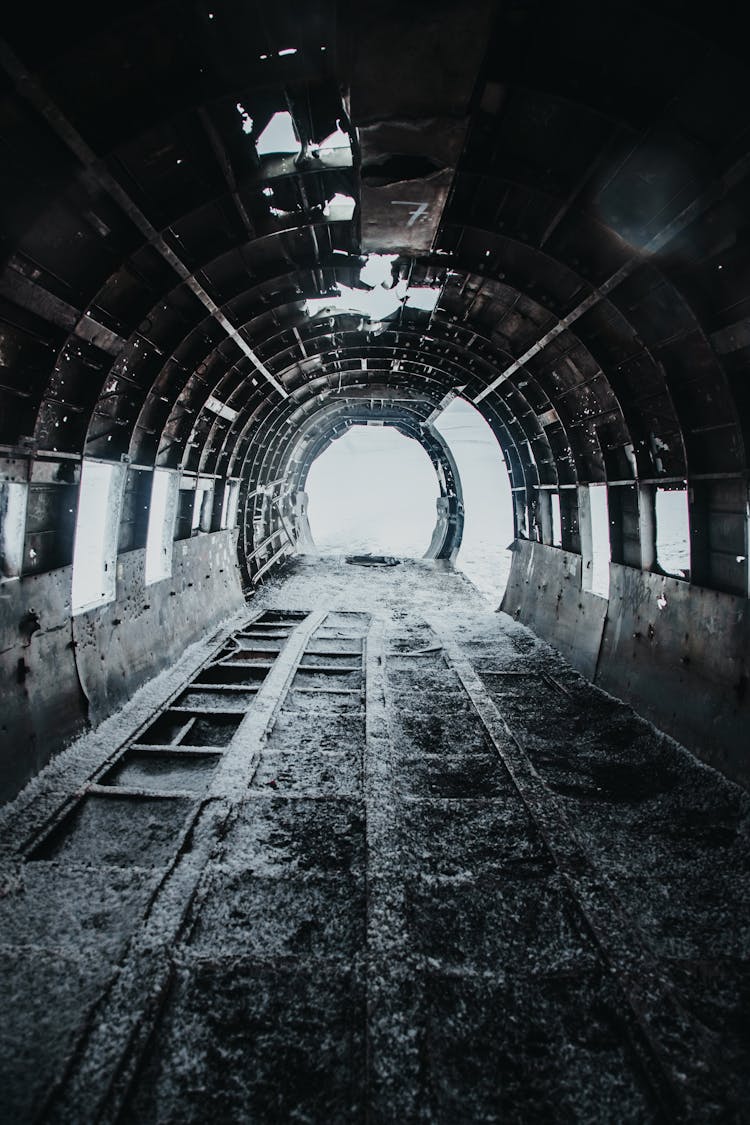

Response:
(0, 1), (749, 1119)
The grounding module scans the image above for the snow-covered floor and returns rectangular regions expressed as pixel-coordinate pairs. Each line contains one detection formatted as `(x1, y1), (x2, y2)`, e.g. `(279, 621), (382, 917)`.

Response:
(0, 557), (748, 1121)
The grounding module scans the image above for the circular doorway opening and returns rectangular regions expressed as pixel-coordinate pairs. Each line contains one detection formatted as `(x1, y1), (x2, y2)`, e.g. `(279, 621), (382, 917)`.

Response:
(305, 425), (439, 557)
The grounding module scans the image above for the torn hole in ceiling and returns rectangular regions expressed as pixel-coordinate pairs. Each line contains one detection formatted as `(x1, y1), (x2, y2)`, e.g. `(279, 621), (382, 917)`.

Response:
(256, 111), (300, 157)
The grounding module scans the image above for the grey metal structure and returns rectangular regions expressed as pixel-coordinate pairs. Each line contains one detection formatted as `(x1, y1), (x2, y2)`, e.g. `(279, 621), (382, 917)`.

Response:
(1, 23), (750, 1110)
(1, 0), (748, 799)
(1, 558), (748, 1121)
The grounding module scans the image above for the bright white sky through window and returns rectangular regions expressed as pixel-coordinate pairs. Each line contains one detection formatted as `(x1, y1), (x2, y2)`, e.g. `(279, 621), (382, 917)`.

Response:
(72, 461), (121, 613)
(304, 254), (441, 321)
(319, 125), (351, 151)
(306, 426), (438, 557)
(656, 486), (690, 577)
(145, 469), (175, 585)
(588, 483), (611, 598)
(256, 111), (299, 156)
(434, 398), (513, 603)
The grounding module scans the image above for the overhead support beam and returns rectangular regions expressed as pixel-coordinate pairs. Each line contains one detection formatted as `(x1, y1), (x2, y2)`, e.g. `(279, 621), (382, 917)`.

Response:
(0, 39), (288, 400)
(197, 106), (256, 241)
(0, 258), (127, 356)
(424, 389), (460, 426)
(474, 151), (750, 405)
(539, 126), (635, 249)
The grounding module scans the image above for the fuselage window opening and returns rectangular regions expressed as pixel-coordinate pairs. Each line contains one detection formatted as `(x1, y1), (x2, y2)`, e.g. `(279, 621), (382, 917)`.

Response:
(587, 483), (611, 599)
(145, 469), (179, 586)
(655, 486), (690, 579)
(551, 491), (562, 547)
(72, 460), (125, 613)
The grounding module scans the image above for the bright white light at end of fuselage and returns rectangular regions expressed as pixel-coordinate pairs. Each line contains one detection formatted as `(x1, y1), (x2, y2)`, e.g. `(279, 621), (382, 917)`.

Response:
(305, 426), (439, 558)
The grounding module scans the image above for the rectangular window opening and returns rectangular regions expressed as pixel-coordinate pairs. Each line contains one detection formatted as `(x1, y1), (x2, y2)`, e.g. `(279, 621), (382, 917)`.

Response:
(514, 491), (529, 539)
(221, 481), (240, 530)
(220, 484), (231, 530)
(197, 484), (214, 532)
(72, 461), (124, 614)
(117, 468), (151, 555)
(551, 491), (562, 547)
(655, 486), (690, 579)
(191, 489), (203, 533)
(145, 470), (178, 585)
(0, 481), (28, 579)
(589, 483), (610, 598)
